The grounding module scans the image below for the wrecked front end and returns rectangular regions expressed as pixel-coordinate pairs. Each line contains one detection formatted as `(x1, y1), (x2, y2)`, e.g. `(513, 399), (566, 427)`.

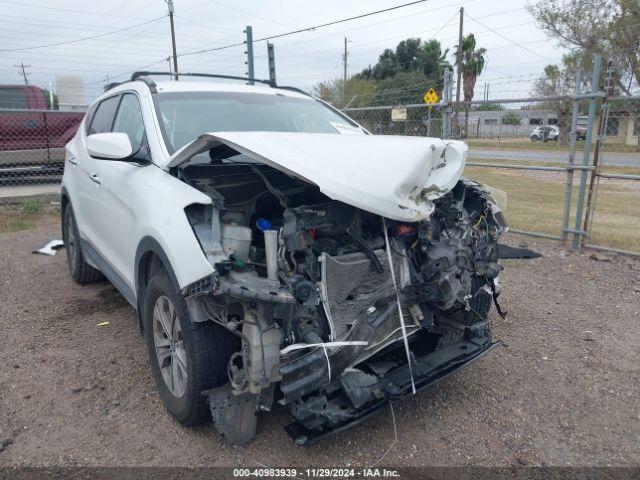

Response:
(175, 134), (508, 445)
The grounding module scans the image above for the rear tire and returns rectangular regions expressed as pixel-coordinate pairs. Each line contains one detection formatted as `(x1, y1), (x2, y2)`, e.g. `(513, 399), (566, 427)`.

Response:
(142, 267), (237, 426)
(62, 204), (104, 284)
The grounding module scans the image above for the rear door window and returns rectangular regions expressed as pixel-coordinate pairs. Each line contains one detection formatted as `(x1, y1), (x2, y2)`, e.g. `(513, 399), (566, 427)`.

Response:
(87, 95), (120, 135)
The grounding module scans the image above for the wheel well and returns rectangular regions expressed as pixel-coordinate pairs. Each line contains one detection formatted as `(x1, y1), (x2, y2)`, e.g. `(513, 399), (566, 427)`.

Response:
(138, 251), (165, 291)
(136, 250), (165, 334)
(60, 190), (69, 213)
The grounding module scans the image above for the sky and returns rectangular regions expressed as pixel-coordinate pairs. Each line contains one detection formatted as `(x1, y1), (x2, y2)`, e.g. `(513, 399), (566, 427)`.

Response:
(0, 0), (569, 105)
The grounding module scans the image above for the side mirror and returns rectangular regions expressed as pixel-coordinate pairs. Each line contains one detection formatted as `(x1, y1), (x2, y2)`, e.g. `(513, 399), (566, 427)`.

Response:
(86, 132), (133, 160)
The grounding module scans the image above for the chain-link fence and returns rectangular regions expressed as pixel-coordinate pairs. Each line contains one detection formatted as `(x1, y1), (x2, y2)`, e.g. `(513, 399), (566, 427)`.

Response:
(344, 57), (640, 256)
(0, 109), (84, 185)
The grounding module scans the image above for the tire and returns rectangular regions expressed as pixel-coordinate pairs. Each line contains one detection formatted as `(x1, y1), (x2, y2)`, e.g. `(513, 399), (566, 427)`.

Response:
(142, 267), (237, 426)
(530, 135), (539, 142)
(62, 203), (104, 284)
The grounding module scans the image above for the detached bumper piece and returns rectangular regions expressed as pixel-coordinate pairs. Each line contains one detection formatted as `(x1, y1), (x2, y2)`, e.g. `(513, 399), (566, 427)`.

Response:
(284, 335), (500, 446)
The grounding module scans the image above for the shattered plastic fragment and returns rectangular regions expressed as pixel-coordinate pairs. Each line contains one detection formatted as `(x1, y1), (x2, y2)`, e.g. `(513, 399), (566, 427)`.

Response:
(33, 238), (64, 256)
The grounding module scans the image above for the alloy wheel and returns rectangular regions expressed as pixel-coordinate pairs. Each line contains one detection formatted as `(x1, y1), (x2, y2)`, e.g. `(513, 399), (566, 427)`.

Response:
(152, 295), (188, 398)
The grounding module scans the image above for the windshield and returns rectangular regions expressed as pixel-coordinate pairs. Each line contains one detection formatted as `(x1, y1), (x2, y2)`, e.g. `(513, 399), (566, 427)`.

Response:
(155, 91), (363, 153)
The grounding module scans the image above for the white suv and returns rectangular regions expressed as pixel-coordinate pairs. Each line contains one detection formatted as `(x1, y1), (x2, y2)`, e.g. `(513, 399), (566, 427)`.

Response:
(61, 73), (507, 445)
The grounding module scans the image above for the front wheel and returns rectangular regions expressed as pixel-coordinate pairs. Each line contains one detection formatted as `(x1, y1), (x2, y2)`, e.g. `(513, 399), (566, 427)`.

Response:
(142, 267), (237, 426)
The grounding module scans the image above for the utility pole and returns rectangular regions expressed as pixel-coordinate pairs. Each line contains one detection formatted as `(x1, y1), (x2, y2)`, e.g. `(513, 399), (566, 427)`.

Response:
(166, 0), (179, 80)
(343, 37), (349, 86)
(267, 42), (276, 85)
(454, 6), (464, 138)
(245, 26), (254, 85)
(15, 62), (30, 85)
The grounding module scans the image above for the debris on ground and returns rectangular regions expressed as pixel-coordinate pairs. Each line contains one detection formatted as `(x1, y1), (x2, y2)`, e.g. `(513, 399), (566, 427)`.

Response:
(589, 253), (612, 262)
(32, 238), (64, 256)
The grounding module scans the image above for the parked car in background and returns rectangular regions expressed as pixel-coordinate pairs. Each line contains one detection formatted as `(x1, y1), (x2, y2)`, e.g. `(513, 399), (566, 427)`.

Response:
(530, 125), (559, 142)
(0, 84), (84, 181)
(61, 72), (508, 445)
(530, 125), (587, 142)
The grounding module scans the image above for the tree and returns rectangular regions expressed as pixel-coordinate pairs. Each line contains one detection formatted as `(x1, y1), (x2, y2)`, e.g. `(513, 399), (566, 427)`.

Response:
(313, 76), (377, 108)
(528, 0), (640, 94)
(454, 33), (486, 137)
(317, 38), (451, 112)
(357, 38), (449, 84)
(502, 112), (522, 125)
(374, 70), (430, 106)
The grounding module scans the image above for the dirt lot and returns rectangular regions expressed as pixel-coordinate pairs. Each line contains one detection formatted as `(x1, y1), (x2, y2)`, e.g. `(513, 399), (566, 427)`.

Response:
(1, 213), (639, 468)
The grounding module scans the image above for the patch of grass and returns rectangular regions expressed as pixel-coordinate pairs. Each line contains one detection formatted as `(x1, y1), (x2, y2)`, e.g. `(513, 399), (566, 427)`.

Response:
(20, 198), (42, 214)
(464, 165), (640, 252)
(0, 202), (42, 234)
(467, 139), (640, 154)
(0, 211), (35, 234)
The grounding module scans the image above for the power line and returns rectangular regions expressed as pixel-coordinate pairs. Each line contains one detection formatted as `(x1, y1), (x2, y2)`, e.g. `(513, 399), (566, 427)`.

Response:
(179, 0), (433, 58)
(0, 0), (154, 19)
(465, 12), (553, 61)
(274, 16), (529, 72)
(272, 0), (468, 54)
(0, 15), (167, 52)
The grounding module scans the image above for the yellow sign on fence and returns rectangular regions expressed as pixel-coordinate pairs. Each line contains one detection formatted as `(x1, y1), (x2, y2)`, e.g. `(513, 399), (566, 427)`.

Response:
(423, 88), (439, 104)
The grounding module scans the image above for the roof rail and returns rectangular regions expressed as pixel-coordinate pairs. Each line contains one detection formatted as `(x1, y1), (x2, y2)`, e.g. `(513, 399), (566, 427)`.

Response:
(104, 82), (123, 92)
(273, 85), (312, 97)
(129, 74), (158, 93)
(128, 71), (313, 98)
(130, 71), (275, 87)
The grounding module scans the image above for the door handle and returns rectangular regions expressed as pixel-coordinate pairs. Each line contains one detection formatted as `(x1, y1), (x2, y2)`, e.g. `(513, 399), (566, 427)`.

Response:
(89, 173), (101, 185)
(66, 154), (77, 165)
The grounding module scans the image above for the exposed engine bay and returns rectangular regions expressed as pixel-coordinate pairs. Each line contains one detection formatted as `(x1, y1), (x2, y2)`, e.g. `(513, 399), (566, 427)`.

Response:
(174, 143), (508, 445)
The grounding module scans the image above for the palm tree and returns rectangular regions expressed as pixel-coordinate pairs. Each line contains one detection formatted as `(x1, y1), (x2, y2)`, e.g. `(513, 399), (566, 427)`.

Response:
(454, 34), (487, 138)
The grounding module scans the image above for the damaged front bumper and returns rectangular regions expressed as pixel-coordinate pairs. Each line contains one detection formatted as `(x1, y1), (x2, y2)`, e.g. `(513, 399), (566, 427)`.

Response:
(283, 324), (499, 446)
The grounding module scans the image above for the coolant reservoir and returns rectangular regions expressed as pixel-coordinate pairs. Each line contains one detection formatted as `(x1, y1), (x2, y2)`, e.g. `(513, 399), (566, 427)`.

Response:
(221, 223), (252, 262)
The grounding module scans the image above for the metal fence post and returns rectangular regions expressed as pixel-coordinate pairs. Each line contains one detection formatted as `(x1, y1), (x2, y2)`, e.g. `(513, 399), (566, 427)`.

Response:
(267, 42), (276, 85)
(561, 70), (582, 241)
(442, 68), (452, 139)
(572, 54), (601, 250)
(583, 60), (615, 238)
(245, 26), (254, 85)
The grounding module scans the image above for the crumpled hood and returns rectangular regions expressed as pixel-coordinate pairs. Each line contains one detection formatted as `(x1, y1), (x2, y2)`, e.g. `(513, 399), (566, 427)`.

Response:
(166, 132), (467, 222)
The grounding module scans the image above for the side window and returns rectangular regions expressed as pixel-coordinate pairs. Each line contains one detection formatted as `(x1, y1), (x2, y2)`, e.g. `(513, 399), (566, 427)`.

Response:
(88, 95), (120, 135)
(83, 103), (98, 135)
(112, 93), (145, 152)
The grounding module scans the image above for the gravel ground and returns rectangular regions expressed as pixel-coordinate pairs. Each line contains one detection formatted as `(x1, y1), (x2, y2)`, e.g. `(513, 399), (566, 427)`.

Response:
(1, 214), (639, 468)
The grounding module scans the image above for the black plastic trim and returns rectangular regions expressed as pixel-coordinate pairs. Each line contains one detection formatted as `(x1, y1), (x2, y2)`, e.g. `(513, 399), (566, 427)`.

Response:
(285, 340), (501, 446)
(80, 239), (137, 307)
